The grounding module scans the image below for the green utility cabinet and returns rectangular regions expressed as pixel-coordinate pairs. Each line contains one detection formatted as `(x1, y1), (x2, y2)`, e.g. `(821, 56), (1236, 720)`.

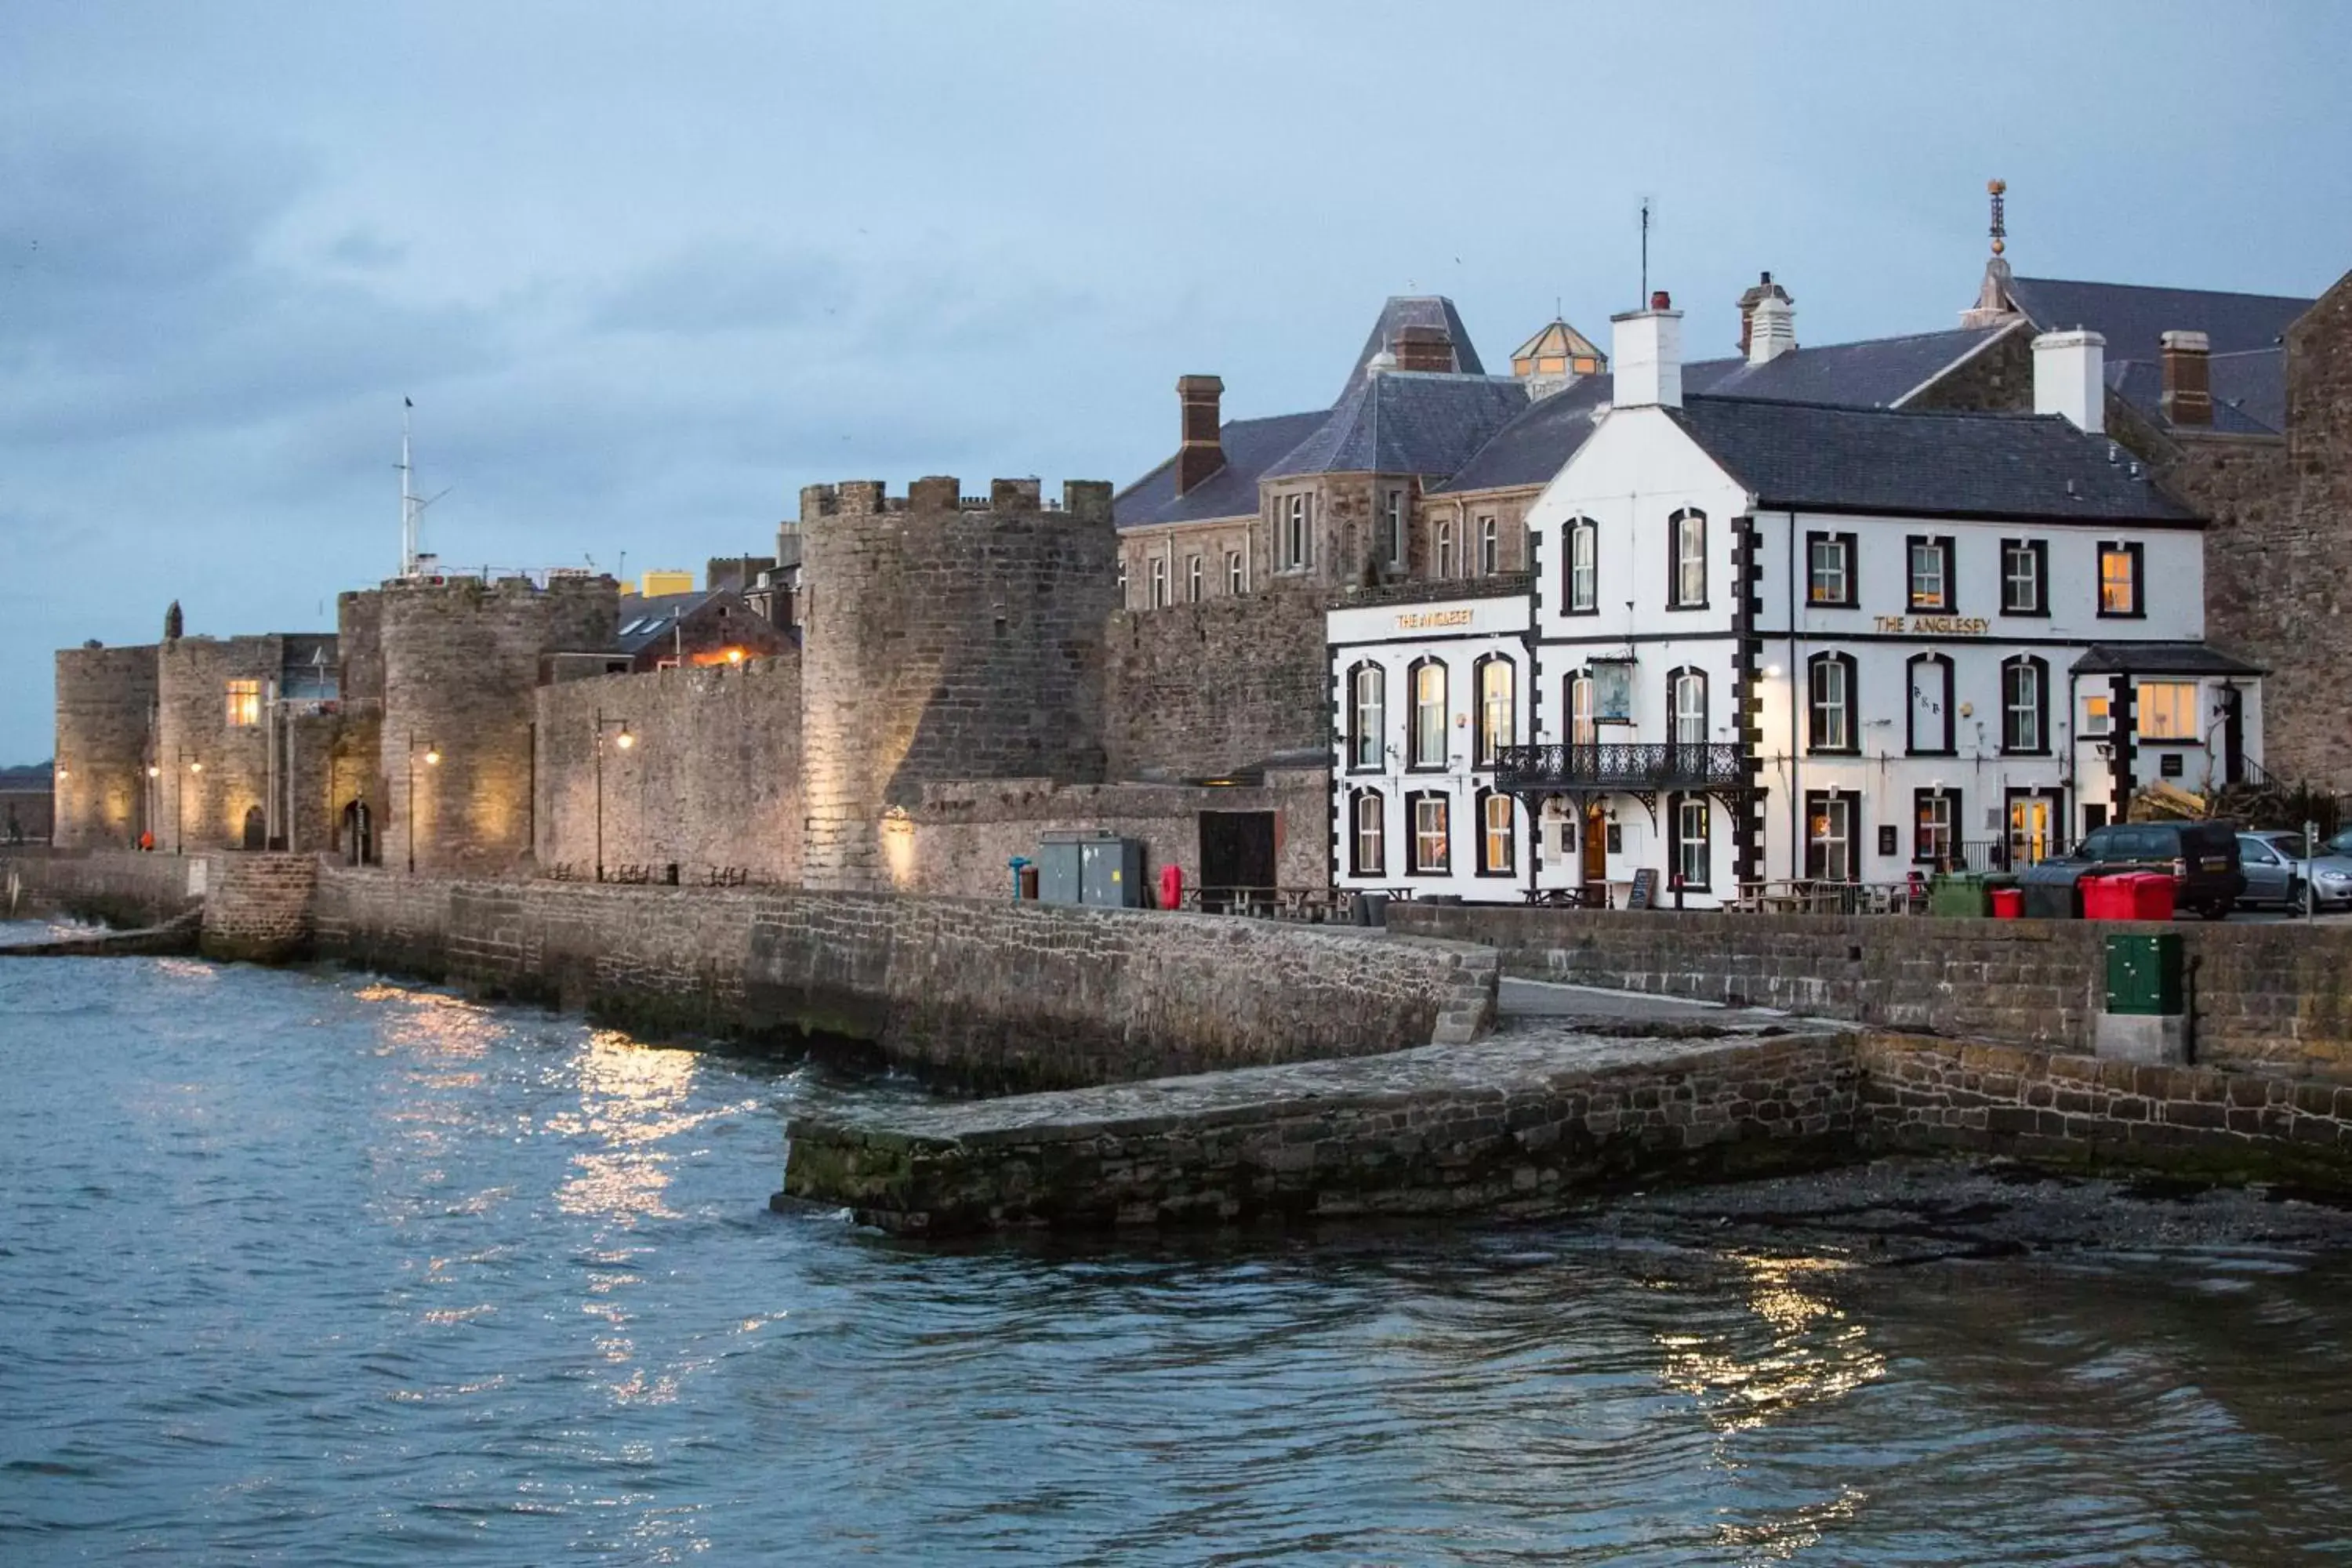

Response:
(2105, 931), (2185, 1016)
(1929, 873), (1988, 918)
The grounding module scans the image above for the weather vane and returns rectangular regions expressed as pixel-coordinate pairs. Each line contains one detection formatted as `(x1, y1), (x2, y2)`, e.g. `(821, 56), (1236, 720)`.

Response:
(1988, 178), (2007, 257)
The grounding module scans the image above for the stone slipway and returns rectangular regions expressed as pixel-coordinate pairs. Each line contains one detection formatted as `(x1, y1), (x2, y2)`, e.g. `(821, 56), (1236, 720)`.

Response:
(780, 1022), (1858, 1236)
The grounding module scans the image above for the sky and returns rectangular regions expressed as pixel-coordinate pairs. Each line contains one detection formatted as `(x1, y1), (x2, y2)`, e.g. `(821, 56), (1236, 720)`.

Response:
(4, 1), (2350, 762)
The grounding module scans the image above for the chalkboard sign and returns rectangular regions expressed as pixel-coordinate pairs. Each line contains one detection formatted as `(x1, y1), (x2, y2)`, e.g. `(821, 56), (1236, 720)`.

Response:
(1627, 867), (1658, 910)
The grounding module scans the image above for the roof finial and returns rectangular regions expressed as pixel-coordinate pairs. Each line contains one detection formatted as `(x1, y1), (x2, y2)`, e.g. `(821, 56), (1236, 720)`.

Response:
(1987, 177), (2007, 258)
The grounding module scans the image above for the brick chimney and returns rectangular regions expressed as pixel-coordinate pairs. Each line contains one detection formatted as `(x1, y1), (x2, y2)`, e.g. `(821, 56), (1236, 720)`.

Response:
(1174, 375), (1225, 496)
(1392, 324), (1454, 372)
(1610, 290), (1684, 409)
(2160, 330), (2212, 426)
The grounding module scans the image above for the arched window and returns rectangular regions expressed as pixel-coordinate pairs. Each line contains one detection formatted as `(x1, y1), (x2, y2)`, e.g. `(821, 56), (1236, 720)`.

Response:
(1348, 662), (1385, 771)
(1435, 520), (1456, 580)
(1565, 517), (1599, 614)
(1478, 516), (1499, 576)
(1149, 557), (1168, 608)
(1668, 509), (1707, 608)
(1808, 652), (1858, 753)
(1473, 654), (1515, 768)
(1906, 653), (1954, 756)
(1350, 789), (1385, 877)
(1116, 558), (1128, 604)
(1566, 671), (1596, 746)
(2002, 655), (2049, 753)
(1408, 658), (1447, 771)
(1187, 555), (1203, 604)
(1408, 791), (1450, 874)
(1227, 550), (1243, 596)
(1475, 789), (1515, 876)
(1668, 666), (1708, 747)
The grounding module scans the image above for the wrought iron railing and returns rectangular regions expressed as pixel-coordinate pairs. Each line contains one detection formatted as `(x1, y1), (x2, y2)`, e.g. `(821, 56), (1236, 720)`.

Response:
(1494, 742), (1748, 791)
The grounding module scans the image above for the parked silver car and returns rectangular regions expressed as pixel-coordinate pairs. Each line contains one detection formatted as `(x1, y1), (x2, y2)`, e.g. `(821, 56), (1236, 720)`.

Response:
(2238, 831), (2352, 910)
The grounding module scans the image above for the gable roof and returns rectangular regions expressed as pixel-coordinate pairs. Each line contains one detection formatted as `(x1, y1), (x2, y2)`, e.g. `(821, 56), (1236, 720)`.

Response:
(1666, 396), (2200, 524)
(2105, 346), (2289, 436)
(1338, 296), (1484, 398)
(2003, 274), (2314, 437)
(1261, 372), (1530, 482)
(1428, 376), (1616, 495)
(614, 590), (714, 654)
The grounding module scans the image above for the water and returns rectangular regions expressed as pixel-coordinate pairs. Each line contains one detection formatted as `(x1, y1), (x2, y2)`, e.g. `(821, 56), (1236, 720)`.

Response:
(5, 931), (2352, 1565)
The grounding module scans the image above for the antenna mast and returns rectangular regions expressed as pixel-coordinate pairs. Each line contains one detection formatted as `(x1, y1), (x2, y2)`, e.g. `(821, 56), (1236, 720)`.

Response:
(399, 397), (419, 576)
(1639, 198), (1651, 303)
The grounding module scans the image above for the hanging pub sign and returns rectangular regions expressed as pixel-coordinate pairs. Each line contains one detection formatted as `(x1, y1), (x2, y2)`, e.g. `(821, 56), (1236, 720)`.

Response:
(1588, 657), (1635, 724)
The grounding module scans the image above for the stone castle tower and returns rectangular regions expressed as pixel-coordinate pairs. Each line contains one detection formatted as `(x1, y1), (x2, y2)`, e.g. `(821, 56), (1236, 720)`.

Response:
(52, 643), (159, 848)
(377, 575), (619, 873)
(797, 476), (1116, 891)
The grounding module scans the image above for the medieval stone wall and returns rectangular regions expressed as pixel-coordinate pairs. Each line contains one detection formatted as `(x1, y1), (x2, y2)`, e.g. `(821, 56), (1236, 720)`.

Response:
(797, 477), (1116, 891)
(1102, 583), (1330, 781)
(53, 644), (157, 848)
(533, 655), (803, 884)
(379, 575), (619, 874)
(156, 634), (281, 853)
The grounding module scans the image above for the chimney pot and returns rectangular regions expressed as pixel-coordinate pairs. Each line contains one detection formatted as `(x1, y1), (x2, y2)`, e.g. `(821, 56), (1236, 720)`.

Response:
(1650, 290), (1671, 311)
(1174, 375), (1225, 497)
(2160, 329), (2213, 427)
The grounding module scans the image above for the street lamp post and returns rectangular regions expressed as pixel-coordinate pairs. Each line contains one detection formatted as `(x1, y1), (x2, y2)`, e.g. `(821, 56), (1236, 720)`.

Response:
(405, 731), (441, 874)
(593, 710), (635, 882)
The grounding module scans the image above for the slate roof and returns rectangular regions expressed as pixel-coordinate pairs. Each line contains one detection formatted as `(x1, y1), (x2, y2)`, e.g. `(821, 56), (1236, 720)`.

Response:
(614, 591), (713, 655)
(2070, 643), (2264, 677)
(1112, 409), (1327, 529)
(1683, 325), (2015, 408)
(1668, 396), (2201, 524)
(1338, 296), (1484, 398)
(1261, 372), (1530, 481)
(1428, 376), (1615, 495)
(2004, 274), (2314, 436)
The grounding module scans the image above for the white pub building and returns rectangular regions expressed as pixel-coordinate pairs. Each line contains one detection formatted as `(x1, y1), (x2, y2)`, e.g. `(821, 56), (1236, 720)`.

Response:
(1330, 292), (2263, 908)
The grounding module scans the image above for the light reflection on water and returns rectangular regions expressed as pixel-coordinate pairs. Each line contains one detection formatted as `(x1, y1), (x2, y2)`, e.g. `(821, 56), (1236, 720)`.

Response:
(2, 931), (2351, 1564)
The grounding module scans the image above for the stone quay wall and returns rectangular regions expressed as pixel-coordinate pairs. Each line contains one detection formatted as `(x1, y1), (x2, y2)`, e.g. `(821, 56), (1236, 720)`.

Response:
(1102, 583), (1329, 782)
(534, 656), (804, 885)
(198, 853), (319, 962)
(1387, 905), (2352, 1078)
(310, 872), (1495, 1090)
(3, 846), (203, 929)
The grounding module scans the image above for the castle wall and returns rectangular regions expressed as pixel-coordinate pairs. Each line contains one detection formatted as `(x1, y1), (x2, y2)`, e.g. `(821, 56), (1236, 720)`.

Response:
(53, 644), (158, 848)
(336, 589), (386, 714)
(1102, 583), (1330, 781)
(896, 769), (1329, 899)
(798, 477), (1116, 891)
(534, 655), (804, 884)
(379, 575), (619, 874)
(156, 634), (281, 852)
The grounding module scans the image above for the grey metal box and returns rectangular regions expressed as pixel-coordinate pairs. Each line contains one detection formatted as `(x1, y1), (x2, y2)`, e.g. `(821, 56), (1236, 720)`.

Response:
(1036, 836), (1084, 906)
(1081, 836), (1144, 908)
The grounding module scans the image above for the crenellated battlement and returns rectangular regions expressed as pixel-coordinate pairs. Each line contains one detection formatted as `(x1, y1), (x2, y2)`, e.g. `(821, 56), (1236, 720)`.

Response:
(798, 477), (1113, 524)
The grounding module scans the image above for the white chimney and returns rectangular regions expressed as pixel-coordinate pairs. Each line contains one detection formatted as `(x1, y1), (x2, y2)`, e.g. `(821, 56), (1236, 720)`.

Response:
(1610, 291), (1683, 409)
(2032, 328), (2106, 434)
(1748, 290), (1795, 365)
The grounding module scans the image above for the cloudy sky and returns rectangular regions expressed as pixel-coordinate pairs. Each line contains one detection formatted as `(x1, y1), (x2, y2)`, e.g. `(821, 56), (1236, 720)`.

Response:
(4, 1), (2349, 760)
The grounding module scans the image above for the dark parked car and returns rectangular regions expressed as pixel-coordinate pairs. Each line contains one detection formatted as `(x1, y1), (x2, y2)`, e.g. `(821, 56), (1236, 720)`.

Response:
(2059, 820), (2245, 920)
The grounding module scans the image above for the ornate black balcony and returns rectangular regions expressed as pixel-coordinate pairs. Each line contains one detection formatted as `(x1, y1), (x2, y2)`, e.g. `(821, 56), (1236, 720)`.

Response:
(1494, 742), (1748, 792)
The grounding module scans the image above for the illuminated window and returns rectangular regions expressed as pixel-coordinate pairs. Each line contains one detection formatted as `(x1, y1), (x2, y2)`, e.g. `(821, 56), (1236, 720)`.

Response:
(1806, 532), (1856, 607)
(1475, 655), (1514, 767)
(2099, 542), (2143, 617)
(1410, 792), (1450, 874)
(1805, 791), (1859, 881)
(1477, 790), (1515, 875)
(1409, 659), (1447, 769)
(2138, 681), (2198, 740)
(1907, 535), (1954, 611)
(225, 679), (261, 727)
(2083, 694), (2111, 737)
(1914, 789), (1958, 867)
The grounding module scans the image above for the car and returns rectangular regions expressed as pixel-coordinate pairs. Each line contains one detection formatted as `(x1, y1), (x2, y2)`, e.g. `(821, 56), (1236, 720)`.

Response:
(2061, 820), (2245, 920)
(2326, 826), (2352, 859)
(2241, 829), (2352, 911)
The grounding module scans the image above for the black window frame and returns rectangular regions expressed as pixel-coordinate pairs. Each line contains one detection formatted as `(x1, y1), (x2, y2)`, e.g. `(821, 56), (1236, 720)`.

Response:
(1349, 786), (1385, 877)
(1999, 537), (2049, 617)
(2000, 655), (2051, 755)
(1804, 530), (1859, 608)
(1406, 657), (1449, 772)
(1472, 652), (1515, 769)
(1564, 517), (1599, 615)
(1806, 651), (1860, 756)
(2097, 539), (2145, 619)
(1912, 786), (1962, 868)
(1904, 652), (1955, 757)
(1406, 789), (1451, 876)
(1804, 789), (1864, 882)
(1667, 791), (1711, 891)
(1905, 534), (1957, 612)
(1474, 788), (1515, 878)
(1667, 508), (1708, 611)
(1666, 665), (1708, 749)
(1346, 659), (1385, 773)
